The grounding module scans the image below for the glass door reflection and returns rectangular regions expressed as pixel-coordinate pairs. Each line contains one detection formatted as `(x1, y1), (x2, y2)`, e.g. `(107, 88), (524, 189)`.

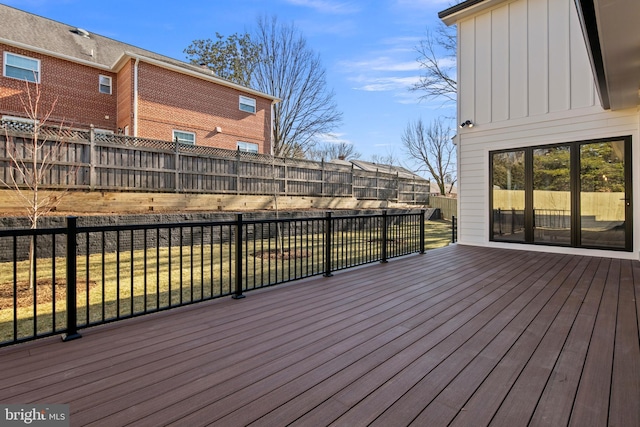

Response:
(579, 140), (627, 249)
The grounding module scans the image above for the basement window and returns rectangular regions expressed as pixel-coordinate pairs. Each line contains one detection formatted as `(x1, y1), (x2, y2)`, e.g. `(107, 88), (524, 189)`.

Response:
(4, 52), (40, 83)
(99, 75), (112, 94)
(173, 130), (196, 145)
(239, 96), (256, 113)
(237, 141), (259, 153)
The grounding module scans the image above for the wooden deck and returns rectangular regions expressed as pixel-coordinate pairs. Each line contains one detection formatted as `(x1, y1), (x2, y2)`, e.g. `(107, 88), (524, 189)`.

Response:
(1, 245), (639, 426)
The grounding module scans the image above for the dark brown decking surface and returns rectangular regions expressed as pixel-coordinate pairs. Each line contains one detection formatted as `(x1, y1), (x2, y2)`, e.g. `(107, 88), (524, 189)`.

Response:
(1, 245), (639, 426)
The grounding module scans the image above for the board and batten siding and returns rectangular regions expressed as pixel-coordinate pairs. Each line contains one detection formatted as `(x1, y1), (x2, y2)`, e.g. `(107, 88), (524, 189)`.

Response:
(454, 0), (640, 259)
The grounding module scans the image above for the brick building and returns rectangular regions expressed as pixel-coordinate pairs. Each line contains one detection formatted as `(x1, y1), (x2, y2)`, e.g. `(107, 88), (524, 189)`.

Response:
(0, 4), (278, 154)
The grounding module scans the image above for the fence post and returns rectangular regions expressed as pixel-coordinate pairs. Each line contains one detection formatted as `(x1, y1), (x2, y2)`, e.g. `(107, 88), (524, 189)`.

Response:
(62, 216), (82, 342)
(233, 213), (245, 299)
(174, 139), (180, 193)
(89, 125), (96, 190)
(324, 212), (333, 277)
(236, 150), (241, 195)
(420, 209), (425, 254)
(350, 163), (354, 198)
(283, 158), (288, 197)
(381, 210), (388, 263)
(321, 160), (325, 197)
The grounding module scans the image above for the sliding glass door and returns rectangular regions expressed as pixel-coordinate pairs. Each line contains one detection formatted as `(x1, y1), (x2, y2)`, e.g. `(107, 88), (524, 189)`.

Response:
(579, 140), (628, 249)
(490, 137), (632, 251)
(533, 146), (571, 245)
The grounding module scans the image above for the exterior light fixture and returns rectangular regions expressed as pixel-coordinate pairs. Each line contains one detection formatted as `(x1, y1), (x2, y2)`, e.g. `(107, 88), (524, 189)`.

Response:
(459, 120), (474, 128)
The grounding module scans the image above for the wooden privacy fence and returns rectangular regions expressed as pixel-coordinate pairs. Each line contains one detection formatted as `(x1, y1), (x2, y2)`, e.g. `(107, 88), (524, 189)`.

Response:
(430, 196), (457, 220)
(0, 121), (429, 204)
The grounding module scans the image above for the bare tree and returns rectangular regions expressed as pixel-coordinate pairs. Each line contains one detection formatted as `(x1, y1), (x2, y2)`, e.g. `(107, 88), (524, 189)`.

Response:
(402, 118), (456, 195)
(252, 16), (343, 158)
(308, 141), (361, 162)
(369, 148), (402, 167)
(411, 23), (457, 103)
(1, 82), (78, 287)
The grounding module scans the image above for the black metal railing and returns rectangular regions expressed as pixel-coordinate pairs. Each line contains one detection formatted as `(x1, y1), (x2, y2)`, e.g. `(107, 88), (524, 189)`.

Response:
(0, 210), (448, 347)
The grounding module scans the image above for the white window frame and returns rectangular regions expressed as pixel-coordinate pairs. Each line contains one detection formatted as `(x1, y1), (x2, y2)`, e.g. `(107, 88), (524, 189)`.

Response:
(99, 75), (112, 94)
(237, 141), (259, 153)
(239, 95), (256, 114)
(173, 130), (196, 145)
(3, 52), (40, 83)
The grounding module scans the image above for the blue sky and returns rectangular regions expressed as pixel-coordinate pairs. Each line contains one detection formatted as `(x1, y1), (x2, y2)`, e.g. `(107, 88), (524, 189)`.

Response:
(5, 0), (456, 167)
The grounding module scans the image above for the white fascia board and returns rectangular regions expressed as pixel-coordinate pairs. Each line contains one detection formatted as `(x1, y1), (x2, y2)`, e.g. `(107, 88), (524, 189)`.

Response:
(440, 0), (509, 26)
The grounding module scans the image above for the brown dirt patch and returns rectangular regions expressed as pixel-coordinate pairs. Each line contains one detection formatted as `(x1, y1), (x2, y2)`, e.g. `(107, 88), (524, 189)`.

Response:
(0, 279), (97, 310)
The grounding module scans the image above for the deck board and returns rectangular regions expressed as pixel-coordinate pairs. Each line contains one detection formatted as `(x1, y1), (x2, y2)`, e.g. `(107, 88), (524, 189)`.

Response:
(0, 244), (638, 427)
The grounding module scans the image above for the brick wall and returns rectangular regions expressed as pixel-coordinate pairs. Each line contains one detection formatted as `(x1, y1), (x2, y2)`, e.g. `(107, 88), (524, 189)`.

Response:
(136, 62), (272, 153)
(1, 45), (272, 153)
(0, 43), (117, 130)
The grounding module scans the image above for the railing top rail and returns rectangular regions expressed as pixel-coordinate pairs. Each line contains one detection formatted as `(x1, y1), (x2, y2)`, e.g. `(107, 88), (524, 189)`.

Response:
(0, 227), (68, 238)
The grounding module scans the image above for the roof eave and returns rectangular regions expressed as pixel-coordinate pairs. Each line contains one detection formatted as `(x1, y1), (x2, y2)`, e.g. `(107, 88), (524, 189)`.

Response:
(119, 52), (280, 103)
(0, 37), (112, 71)
(439, 0), (507, 26)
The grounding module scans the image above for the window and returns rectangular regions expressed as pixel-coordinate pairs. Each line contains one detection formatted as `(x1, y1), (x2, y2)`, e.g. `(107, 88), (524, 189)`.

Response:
(99, 75), (112, 94)
(239, 96), (256, 113)
(173, 130), (196, 145)
(237, 141), (259, 153)
(489, 136), (632, 251)
(4, 52), (40, 83)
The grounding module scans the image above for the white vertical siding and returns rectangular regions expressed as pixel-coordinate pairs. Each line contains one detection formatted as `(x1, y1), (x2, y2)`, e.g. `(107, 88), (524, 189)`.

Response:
(548, 0), (571, 112)
(475, 13), (492, 124)
(508, 1), (528, 119)
(458, 0), (597, 124)
(527, 0), (549, 116)
(491, 7), (509, 122)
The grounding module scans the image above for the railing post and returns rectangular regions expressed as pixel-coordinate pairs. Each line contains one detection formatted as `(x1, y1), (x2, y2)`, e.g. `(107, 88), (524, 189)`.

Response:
(62, 216), (81, 342)
(381, 210), (388, 263)
(452, 215), (457, 243)
(420, 209), (426, 254)
(324, 212), (333, 277)
(233, 213), (245, 299)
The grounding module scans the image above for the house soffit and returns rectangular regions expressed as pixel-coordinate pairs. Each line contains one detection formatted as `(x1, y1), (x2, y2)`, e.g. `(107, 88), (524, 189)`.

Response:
(576, 0), (640, 110)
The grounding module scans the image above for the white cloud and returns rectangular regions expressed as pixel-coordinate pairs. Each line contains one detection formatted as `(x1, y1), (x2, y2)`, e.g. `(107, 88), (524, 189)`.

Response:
(315, 132), (354, 144)
(340, 57), (420, 73)
(353, 76), (419, 92)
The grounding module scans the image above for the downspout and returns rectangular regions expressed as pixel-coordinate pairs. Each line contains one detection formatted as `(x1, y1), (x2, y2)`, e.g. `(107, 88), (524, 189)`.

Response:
(133, 58), (140, 137)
